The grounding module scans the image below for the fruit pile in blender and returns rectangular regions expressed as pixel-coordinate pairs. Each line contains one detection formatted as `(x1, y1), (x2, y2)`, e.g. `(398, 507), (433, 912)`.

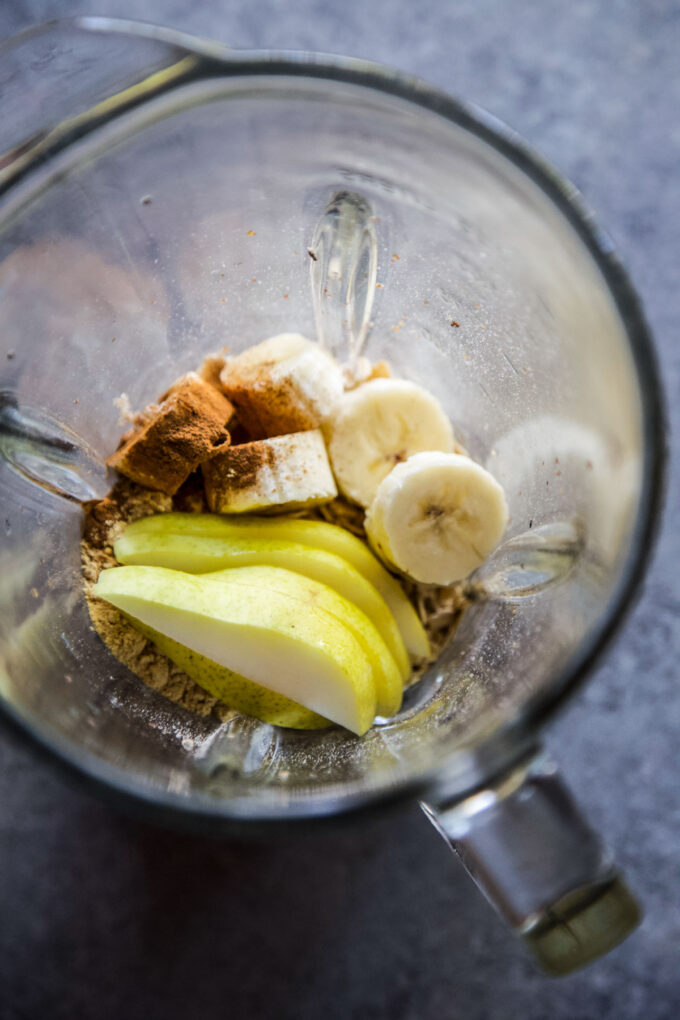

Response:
(92, 334), (508, 735)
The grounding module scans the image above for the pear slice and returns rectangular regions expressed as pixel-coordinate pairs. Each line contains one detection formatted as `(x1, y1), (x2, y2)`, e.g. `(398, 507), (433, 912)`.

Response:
(203, 566), (402, 718)
(119, 513), (429, 661)
(131, 619), (329, 729)
(115, 530), (409, 682)
(94, 565), (376, 735)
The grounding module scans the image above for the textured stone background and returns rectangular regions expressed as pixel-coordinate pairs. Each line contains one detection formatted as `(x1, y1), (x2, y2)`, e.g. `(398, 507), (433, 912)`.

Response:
(0, 2), (678, 1018)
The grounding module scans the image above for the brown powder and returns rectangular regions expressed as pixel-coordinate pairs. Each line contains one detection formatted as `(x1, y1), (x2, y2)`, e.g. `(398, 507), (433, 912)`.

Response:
(81, 477), (235, 722)
(204, 438), (274, 500)
(107, 373), (235, 495)
(197, 348), (230, 390)
(403, 578), (477, 685)
(219, 342), (332, 440)
(342, 357), (392, 390)
(222, 371), (322, 440)
(203, 431), (336, 514)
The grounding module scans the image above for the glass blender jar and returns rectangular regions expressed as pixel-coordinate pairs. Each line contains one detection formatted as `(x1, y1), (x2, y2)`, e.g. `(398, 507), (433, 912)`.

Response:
(0, 18), (665, 975)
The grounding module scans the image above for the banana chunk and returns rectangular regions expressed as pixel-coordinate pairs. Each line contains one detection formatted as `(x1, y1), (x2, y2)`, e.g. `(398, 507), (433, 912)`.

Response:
(203, 429), (337, 514)
(365, 451), (508, 585)
(219, 333), (344, 439)
(106, 372), (234, 495)
(326, 378), (455, 507)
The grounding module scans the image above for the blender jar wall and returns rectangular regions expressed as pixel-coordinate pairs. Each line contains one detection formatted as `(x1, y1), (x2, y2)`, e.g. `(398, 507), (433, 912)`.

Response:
(0, 63), (652, 818)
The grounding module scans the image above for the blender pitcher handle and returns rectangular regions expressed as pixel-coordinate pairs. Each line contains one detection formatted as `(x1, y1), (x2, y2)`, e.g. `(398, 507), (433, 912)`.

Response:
(421, 750), (641, 975)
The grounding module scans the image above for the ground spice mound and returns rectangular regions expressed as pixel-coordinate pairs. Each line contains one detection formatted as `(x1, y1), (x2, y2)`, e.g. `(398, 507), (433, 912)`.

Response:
(403, 578), (477, 685)
(81, 477), (234, 722)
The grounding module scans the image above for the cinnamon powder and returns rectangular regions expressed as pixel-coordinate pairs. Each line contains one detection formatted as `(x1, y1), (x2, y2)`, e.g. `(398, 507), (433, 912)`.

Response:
(106, 372), (235, 495)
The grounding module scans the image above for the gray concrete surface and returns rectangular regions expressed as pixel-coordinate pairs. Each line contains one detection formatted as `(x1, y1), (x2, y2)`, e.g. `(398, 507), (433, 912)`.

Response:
(0, 2), (678, 1018)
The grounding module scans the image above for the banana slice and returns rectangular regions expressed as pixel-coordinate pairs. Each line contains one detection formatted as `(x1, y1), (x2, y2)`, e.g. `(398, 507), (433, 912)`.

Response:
(203, 429), (337, 514)
(365, 451), (508, 585)
(326, 378), (455, 507)
(220, 333), (344, 439)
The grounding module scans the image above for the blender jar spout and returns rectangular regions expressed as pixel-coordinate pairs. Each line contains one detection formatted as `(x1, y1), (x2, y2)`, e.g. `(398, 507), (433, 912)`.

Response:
(0, 18), (206, 197)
